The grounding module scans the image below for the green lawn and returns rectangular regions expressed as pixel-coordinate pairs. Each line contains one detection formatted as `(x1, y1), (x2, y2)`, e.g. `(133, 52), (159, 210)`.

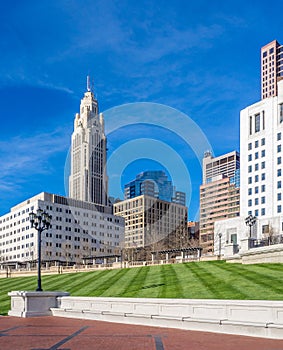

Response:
(1, 261), (283, 315)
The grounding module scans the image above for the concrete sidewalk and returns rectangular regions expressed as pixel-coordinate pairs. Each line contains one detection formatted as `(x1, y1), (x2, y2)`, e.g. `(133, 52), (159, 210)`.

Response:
(1, 316), (283, 350)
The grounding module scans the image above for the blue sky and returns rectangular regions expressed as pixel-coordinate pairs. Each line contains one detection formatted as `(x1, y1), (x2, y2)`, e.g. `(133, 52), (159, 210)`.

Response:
(0, 0), (282, 219)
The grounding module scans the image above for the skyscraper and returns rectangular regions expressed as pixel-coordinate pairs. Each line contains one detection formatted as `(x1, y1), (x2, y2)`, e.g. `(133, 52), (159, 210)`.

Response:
(199, 151), (240, 254)
(69, 77), (108, 206)
(124, 170), (186, 206)
(261, 40), (283, 99)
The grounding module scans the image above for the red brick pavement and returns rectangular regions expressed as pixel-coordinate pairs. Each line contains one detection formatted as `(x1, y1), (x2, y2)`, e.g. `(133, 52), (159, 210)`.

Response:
(0, 316), (283, 350)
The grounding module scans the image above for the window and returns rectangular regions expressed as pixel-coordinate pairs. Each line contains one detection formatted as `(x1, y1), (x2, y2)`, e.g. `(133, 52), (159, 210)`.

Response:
(262, 185), (266, 192)
(255, 210), (259, 216)
(249, 116), (252, 135)
(261, 138), (265, 146)
(248, 154), (252, 161)
(248, 143), (252, 150)
(279, 103), (283, 123)
(248, 188), (252, 195)
(255, 140), (259, 148)
(278, 145), (282, 153)
(261, 173), (265, 181)
(261, 150), (265, 157)
(255, 164), (259, 171)
(278, 181), (282, 189)
(278, 169), (282, 177)
(261, 161), (265, 169)
(255, 152), (259, 159)
(248, 165), (252, 173)
(255, 113), (260, 132)
(278, 205), (282, 213)
(248, 199), (252, 207)
(261, 196), (265, 204)
(278, 193), (281, 201)
(278, 132), (281, 141)
(255, 175), (259, 182)
(248, 177), (252, 184)
(278, 157), (282, 165)
(261, 208), (266, 216)
(255, 186), (259, 194)
(255, 198), (259, 205)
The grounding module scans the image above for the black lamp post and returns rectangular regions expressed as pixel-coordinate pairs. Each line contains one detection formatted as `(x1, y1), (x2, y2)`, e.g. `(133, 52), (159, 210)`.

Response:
(218, 233), (222, 258)
(245, 214), (257, 238)
(29, 208), (52, 291)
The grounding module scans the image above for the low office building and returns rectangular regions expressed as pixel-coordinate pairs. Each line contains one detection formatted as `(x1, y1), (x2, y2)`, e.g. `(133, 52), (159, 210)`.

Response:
(113, 195), (188, 249)
(0, 192), (124, 267)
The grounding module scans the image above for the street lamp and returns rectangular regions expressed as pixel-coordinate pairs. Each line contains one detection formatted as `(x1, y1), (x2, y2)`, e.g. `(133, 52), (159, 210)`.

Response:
(218, 233), (222, 258)
(29, 208), (52, 291)
(245, 214), (257, 238)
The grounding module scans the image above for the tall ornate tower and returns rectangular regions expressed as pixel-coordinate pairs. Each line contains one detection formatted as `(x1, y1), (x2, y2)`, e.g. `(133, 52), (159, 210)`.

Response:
(69, 77), (108, 206)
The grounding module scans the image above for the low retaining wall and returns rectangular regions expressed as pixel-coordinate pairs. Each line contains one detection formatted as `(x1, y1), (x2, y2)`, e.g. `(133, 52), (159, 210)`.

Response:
(9, 291), (70, 317)
(51, 296), (283, 339)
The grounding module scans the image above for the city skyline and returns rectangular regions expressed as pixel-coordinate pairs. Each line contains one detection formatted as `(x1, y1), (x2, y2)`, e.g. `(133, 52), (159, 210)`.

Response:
(0, 0), (282, 219)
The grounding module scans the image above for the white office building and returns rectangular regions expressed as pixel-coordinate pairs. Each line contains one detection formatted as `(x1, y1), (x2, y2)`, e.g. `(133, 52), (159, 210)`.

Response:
(215, 40), (283, 256)
(0, 192), (124, 267)
(240, 79), (283, 234)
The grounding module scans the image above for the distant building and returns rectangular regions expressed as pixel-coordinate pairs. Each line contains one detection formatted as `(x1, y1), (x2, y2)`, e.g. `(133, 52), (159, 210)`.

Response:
(69, 77), (108, 206)
(261, 40), (283, 99)
(0, 192), (124, 267)
(187, 221), (199, 241)
(114, 195), (188, 249)
(199, 151), (240, 254)
(124, 170), (186, 206)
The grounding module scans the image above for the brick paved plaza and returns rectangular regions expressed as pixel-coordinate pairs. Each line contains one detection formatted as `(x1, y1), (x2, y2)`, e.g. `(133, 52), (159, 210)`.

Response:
(1, 316), (283, 350)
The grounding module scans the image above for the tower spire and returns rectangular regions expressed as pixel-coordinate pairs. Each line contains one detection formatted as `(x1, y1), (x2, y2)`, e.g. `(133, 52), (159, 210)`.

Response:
(87, 75), (91, 92)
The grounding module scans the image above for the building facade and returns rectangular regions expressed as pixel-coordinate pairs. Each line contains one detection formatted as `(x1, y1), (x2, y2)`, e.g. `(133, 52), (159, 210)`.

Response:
(240, 79), (283, 235)
(214, 40), (283, 257)
(199, 151), (240, 254)
(69, 77), (108, 206)
(261, 40), (283, 99)
(114, 195), (188, 249)
(0, 192), (124, 267)
(124, 170), (186, 206)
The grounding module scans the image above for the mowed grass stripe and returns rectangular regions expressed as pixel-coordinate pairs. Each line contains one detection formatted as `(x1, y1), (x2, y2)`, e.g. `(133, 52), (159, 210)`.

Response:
(58, 271), (106, 295)
(40, 273), (80, 291)
(93, 267), (141, 297)
(118, 266), (150, 297)
(195, 262), (249, 299)
(215, 263), (283, 299)
(134, 265), (164, 298)
(0, 276), (36, 291)
(184, 262), (232, 299)
(85, 268), (130, 296)
(158, 264), (180, 298)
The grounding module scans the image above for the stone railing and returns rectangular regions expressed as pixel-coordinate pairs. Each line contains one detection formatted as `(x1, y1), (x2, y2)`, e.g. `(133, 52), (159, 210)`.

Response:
(51, 296), (283, 339)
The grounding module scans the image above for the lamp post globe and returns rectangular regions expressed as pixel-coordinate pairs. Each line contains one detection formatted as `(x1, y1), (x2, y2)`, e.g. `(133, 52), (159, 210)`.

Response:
(245, 214), (257, 238)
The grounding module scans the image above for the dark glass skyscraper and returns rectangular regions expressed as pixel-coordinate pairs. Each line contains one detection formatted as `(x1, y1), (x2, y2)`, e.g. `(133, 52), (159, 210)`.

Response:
(124, 170), (186, 206)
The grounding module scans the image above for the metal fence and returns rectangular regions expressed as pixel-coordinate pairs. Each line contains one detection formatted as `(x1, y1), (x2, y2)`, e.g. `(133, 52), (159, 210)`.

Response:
(250, 234), (283, 248)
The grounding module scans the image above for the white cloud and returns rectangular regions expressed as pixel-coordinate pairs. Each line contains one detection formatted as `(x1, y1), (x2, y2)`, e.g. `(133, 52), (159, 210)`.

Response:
(0, 128), (69, 179)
